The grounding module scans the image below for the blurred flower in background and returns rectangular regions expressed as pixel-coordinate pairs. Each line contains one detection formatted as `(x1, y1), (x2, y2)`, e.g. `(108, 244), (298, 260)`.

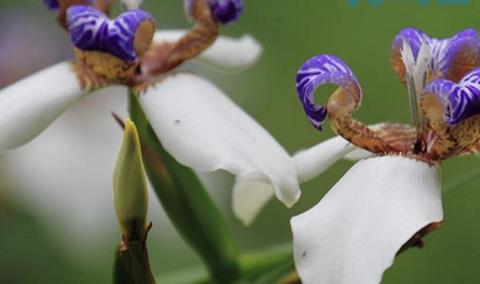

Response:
(0, 2), (259, 278)
(0, 2), (202, 272)
(0, 9), (71, 86)
(0, 5), (125, 248)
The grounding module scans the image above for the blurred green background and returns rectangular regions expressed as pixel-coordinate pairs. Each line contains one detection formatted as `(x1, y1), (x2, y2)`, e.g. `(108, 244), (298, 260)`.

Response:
(1, 0), (480, 283)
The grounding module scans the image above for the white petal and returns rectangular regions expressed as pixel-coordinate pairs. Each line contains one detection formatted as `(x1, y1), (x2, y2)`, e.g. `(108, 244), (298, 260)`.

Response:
(0, 62), (86, 151)
(232, 176), (275, 226)
(3, 87), (128, 246)
(291, 156), (443, 284)
(401, 39), (416, 77)
(402, 39), (431, 95)
(343, 147), (374, 161)
(414, 41), (432, 94)
(153, 30), (262, 71)
(293, 136), (355, 183)
(139, 73), (300, 220)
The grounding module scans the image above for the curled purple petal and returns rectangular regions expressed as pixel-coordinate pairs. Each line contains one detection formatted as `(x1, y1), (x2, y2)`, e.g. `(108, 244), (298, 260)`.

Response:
(67, 5), (154, 62)
(439, 28), (480, 82)
(209, 0), (243, 25)
(184, 0), (243, 25)
(296, 55), (362, 130)
(392, 27), (480, 83)
(425, 68), (480, 124)
(43, 0), (60, 10)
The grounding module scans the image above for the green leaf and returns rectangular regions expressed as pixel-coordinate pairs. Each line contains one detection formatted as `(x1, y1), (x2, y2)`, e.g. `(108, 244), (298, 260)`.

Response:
(128, 92), (241, 283)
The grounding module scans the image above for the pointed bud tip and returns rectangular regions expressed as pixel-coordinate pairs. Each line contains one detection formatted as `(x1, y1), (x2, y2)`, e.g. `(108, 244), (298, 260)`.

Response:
(114, 118), (148, 240)
(124, 118), (136, 135)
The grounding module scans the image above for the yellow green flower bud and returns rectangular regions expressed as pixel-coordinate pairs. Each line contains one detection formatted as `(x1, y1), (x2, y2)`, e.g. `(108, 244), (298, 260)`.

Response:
(113, 119), (148, 240)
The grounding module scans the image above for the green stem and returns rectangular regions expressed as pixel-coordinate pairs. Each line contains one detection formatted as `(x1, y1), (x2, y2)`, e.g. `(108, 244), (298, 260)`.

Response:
(113, 239), (156, 284)
(128, 92), (241, 283)
(240, 244), (293, 281)
(156, 244), (294, 283)
(252, 260), (296, 284)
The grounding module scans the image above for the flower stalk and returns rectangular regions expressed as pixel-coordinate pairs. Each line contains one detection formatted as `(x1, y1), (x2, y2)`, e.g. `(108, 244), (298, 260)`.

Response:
(113, 232), (156, 284)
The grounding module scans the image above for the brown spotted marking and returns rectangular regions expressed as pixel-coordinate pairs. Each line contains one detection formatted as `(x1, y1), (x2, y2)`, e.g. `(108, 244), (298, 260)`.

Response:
(421, 92), (480, 160)
(327, 87), (403, 154)
(71, 61), (111, 91)
(74, 49), (139, 84)
(443, 41), (480, 83)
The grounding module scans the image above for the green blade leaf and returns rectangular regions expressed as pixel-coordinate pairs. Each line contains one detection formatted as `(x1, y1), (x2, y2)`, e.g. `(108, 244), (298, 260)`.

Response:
(129, 92), (241, 283)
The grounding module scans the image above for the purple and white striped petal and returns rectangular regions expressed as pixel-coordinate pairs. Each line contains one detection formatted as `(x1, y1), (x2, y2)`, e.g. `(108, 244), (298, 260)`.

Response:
(392, 27), (432, 83)
(425, 68), (480, 124)
(296, 55), (362, 130)
(66, 5), (154, 62)
(185, 0), (243, 25)
(440, 29), (480, 82)
(43, 0), (60, 10)
(392, 27), (480, 83)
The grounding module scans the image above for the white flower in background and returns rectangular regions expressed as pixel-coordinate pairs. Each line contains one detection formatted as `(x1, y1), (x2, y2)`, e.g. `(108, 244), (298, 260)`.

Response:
(0, 0), (303, 234)
(121, 0), (143, 10)
(291, 27), (480, 283)
(0, 8), (71, 86)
